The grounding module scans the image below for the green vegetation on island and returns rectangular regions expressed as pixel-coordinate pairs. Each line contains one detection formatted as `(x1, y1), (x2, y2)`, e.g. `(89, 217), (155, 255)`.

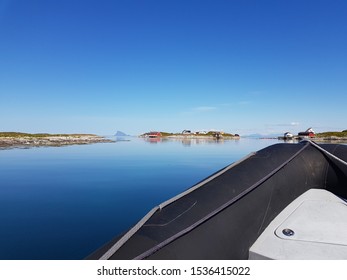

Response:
(0, 132), (96, 138)
(279, 129), (347, 141)
(140, 130), (239, 139)
(315, 130), (347, 138)
(0, 132), (114, 149)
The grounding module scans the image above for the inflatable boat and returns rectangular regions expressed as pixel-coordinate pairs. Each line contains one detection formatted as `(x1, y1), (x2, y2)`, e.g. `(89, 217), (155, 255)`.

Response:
(88, 140), (347, 260)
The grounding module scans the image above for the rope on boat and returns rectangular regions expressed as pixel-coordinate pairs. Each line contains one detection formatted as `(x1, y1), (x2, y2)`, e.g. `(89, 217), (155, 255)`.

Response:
(158, 152), (256, 210)
(303, 139), (347, 167)
(99, 151), (256, 260)
(133, 141), (311, 260)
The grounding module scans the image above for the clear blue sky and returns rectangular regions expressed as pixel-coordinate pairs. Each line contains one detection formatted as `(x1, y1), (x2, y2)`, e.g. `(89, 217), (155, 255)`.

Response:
(1, 0), (346, 136)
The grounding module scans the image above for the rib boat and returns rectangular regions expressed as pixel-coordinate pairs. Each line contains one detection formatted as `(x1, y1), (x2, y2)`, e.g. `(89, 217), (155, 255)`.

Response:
(88, 140), (347, 260)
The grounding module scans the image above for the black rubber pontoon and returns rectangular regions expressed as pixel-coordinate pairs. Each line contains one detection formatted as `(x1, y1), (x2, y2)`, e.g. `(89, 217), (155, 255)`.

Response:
(87, 141), (347, 260)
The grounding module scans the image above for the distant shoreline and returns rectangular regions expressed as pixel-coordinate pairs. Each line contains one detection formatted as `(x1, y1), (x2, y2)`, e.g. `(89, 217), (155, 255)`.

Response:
(2, 131), (347, 150)
(278, 136), (347, 142)
(0, 132), (114, 149)
(162, 135), (240, 140)
(307, 136), (347, 142)
(139, 131), (240, 140)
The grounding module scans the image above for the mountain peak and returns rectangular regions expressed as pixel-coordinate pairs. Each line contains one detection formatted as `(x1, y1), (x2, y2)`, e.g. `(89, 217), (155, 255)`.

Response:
(114, 131), (129, 136)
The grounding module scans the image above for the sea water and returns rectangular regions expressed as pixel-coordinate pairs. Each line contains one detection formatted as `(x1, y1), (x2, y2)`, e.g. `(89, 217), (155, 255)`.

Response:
(0, 137), (279, 259)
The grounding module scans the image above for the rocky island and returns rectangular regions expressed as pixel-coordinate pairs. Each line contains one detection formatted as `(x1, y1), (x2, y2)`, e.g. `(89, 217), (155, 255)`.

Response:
(0, 132), (114, 149)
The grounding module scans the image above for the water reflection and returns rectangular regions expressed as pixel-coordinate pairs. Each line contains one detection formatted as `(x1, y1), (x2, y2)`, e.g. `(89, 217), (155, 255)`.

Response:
(0, 136), (278, 259)
(115, 137), (131, 142)
(143, 137), (240, 146)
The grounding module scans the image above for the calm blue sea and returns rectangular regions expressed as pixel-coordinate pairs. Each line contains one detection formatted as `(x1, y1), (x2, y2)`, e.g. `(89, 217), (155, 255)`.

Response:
(0, 137), (280, 260)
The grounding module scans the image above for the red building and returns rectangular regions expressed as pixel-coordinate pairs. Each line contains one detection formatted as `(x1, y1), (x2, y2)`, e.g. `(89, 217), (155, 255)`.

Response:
(298, 127), (315, 138)
(148, 132), (162, 138)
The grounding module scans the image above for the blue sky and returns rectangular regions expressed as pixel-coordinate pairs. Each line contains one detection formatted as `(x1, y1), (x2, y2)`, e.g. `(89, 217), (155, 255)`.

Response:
(0, 0), (346, 136)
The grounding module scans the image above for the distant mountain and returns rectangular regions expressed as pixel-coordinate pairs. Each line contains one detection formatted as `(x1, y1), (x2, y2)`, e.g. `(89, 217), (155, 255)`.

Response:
(114, 131), (129, 136)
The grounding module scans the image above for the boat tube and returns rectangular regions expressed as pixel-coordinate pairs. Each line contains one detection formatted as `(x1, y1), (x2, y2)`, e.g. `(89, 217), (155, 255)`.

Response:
(87, 141), (347, 260)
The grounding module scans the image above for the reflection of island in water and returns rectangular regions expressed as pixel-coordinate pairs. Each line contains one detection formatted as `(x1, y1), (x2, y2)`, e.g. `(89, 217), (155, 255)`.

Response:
(143, 137), (239, 146)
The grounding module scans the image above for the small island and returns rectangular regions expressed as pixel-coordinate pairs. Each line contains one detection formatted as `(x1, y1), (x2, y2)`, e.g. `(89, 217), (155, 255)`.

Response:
(315, 130), (347, 141)
(0, 132), (114, 149)
(139, 130), (240, 140)
(279, 128), (347, 142)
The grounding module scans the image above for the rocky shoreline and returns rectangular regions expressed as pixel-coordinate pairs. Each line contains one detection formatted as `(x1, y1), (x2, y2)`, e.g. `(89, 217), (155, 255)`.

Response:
(0, 134), (114, 149)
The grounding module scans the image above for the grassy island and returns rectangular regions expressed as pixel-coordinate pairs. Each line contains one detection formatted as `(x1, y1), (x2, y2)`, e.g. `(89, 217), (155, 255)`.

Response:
(312, 130), (347, 141)
(279, 130), (347, 142)
(315, 130), (347, 138)
(0, 132), (114, 149)
(140, 130), (240, 139)
(0, 132), (97, 138)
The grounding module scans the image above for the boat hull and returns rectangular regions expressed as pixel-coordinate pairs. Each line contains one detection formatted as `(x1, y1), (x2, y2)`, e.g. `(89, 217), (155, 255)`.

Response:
(88, 142), (347, 260)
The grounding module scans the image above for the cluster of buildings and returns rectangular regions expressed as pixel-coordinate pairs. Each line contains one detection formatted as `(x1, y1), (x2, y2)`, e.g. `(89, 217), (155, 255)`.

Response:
(281, 128), (315, 140)
(181, 130), (226, 136)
